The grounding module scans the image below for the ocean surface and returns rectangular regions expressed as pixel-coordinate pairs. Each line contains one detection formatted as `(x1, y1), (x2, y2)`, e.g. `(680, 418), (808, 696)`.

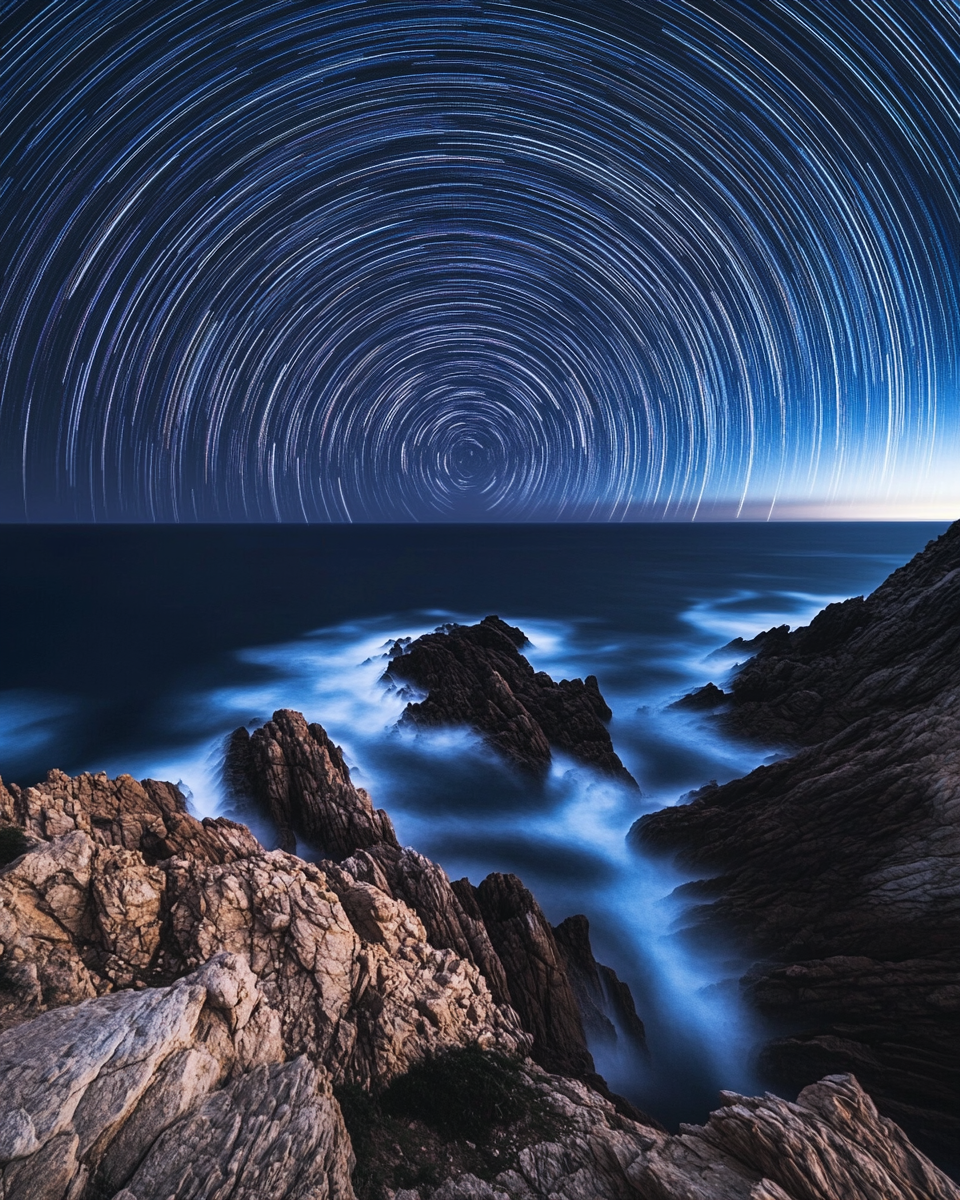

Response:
(0, 521), (948, 1128)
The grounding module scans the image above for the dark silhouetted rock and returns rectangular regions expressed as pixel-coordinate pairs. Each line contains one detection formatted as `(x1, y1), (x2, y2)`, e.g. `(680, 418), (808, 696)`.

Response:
(224, 709), (398, 856)
(669, 681), (727, 711)
(383, 615), (637, 785)
(635, 519), (960, 1156)
(552, 914), (646, 1053)
(464, 871), (594, 1078)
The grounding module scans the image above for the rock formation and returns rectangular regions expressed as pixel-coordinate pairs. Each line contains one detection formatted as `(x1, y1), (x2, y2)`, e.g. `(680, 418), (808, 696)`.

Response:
(637, 520), (960, 1157)
(552, 914), (647, 1052)
(381, 1071), (959, 1200)
(1, 751), (956, 1196)
(225, 708), (641, 1097)
(225, 711), (398, 856)
(380, 615), (637, 785)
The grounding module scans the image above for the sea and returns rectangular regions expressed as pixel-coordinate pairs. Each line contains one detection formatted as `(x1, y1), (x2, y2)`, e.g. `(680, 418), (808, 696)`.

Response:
(0, 521), (948, 1129)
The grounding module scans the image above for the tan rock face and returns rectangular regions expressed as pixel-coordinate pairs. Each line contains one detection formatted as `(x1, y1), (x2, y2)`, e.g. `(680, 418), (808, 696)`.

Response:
(0, 769), (261, 864)
(0, 953), (353, 1200)
(0, 825), (528, 1087)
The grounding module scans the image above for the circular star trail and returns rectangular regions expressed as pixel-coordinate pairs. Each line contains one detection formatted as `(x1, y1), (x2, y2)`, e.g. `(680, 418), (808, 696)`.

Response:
(2, 0), (959, 521)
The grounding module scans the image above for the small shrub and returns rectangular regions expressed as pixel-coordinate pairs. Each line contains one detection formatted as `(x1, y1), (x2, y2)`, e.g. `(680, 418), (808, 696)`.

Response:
(0, 825), (30, 867)
(381, 1045), (531, 1143)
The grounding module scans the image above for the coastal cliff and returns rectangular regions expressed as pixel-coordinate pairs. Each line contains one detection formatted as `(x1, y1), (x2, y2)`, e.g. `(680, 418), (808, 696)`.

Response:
(3, 731), (955, 1195)
(636, 519), (960, 1157)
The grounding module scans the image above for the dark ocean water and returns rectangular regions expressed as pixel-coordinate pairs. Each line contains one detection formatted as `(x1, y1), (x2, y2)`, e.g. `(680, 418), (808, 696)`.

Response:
(0, 521), (948, 1127)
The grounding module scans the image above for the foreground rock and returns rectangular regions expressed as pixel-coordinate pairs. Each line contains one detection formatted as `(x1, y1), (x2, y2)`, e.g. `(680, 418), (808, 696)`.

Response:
(638, 520), (960, 1155)
(0, 817), (528, 1081)
(225, 709), (641, 1094)
(1, 756), (956, 1196)
(390, 1072), (959, 1200)
(381, 615), (636, 785)
(0, 952), (356, 1200)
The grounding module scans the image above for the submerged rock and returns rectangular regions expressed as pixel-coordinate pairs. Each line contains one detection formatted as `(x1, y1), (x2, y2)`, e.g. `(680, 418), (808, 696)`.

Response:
(636, 519), (960, 1155)
(381, 615), (637, 785)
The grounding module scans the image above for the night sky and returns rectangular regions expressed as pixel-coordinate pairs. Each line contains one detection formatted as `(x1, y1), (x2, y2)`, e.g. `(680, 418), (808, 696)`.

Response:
(2, 0), (959, 522)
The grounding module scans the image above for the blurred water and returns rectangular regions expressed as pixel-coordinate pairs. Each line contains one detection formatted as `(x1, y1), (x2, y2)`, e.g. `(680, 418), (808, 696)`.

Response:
(0, 521), (947, 1126)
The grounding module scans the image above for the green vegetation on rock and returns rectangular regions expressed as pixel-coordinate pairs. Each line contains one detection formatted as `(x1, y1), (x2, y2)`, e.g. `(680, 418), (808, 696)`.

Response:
(0, 824), (30, 866)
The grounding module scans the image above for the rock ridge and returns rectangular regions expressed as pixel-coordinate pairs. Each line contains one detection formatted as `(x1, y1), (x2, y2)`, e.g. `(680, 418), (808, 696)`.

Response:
(224, 708), (641, 1099)
(636, 519), (960, 1156)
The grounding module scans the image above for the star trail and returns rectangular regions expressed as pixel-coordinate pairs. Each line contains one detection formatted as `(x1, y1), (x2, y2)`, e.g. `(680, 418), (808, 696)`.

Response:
(2, 0), (959, 521)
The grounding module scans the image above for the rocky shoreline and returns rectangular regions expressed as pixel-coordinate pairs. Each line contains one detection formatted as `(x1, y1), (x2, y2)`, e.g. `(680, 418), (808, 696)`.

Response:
(2, 568), (959, 1197)
(637, 519), (960, 1161)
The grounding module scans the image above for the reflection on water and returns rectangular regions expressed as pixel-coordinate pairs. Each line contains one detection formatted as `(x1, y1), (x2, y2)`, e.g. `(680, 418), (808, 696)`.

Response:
(93, 586), (839, 1127)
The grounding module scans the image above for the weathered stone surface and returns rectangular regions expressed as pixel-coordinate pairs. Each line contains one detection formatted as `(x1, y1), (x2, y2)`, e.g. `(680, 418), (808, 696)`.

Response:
(0, 818), (528, 1095)
(399, 1072), (960, 1200)
(465, 872), (594, 1078)
(0, 954), (307, 1200)
(636, 520), (960, 1153)
(341, 844), (513, 1010)
(0, 768), (260, 865)
(225, 710), (398, 856)
(115, 1056), (355, 1200)
(161, 848), (528, 1088)
(382, 615), (636, 785)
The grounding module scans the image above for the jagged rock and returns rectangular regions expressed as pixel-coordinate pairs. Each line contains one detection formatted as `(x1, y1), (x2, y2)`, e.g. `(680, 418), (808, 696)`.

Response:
(462, 872), (594, 1078)
(0, 819), (528, 1092)
(340, 844), (513, 1010)
(224, 710), (399, 855)
(222, 710), (645, 1082)
(669, 681), (727, 711)
(635, 520), (960, 1154)
(0, 768), (260, 865)
(552, 915), (646, 1051)
(382, 615), (636, 785)
(401, 1072), (959, 1200)
(722, 521), (960, 746)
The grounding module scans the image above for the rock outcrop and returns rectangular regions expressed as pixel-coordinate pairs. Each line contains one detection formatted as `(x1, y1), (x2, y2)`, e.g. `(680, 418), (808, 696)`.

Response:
(0, 818), (529, 1083)
(0, 768), (260, 865)
(381, 615), (636, 785)
(0, 952), (357, 1200)
(394, 1071), (960, 1200)
(457, 873), (594, 1079)
(552, 914), (647, 1052)
(2, 747), (956, 1196)
(225, 711), (398, 856)
(637, 520), (960, 1155)
(225, 709), (642, 1097)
